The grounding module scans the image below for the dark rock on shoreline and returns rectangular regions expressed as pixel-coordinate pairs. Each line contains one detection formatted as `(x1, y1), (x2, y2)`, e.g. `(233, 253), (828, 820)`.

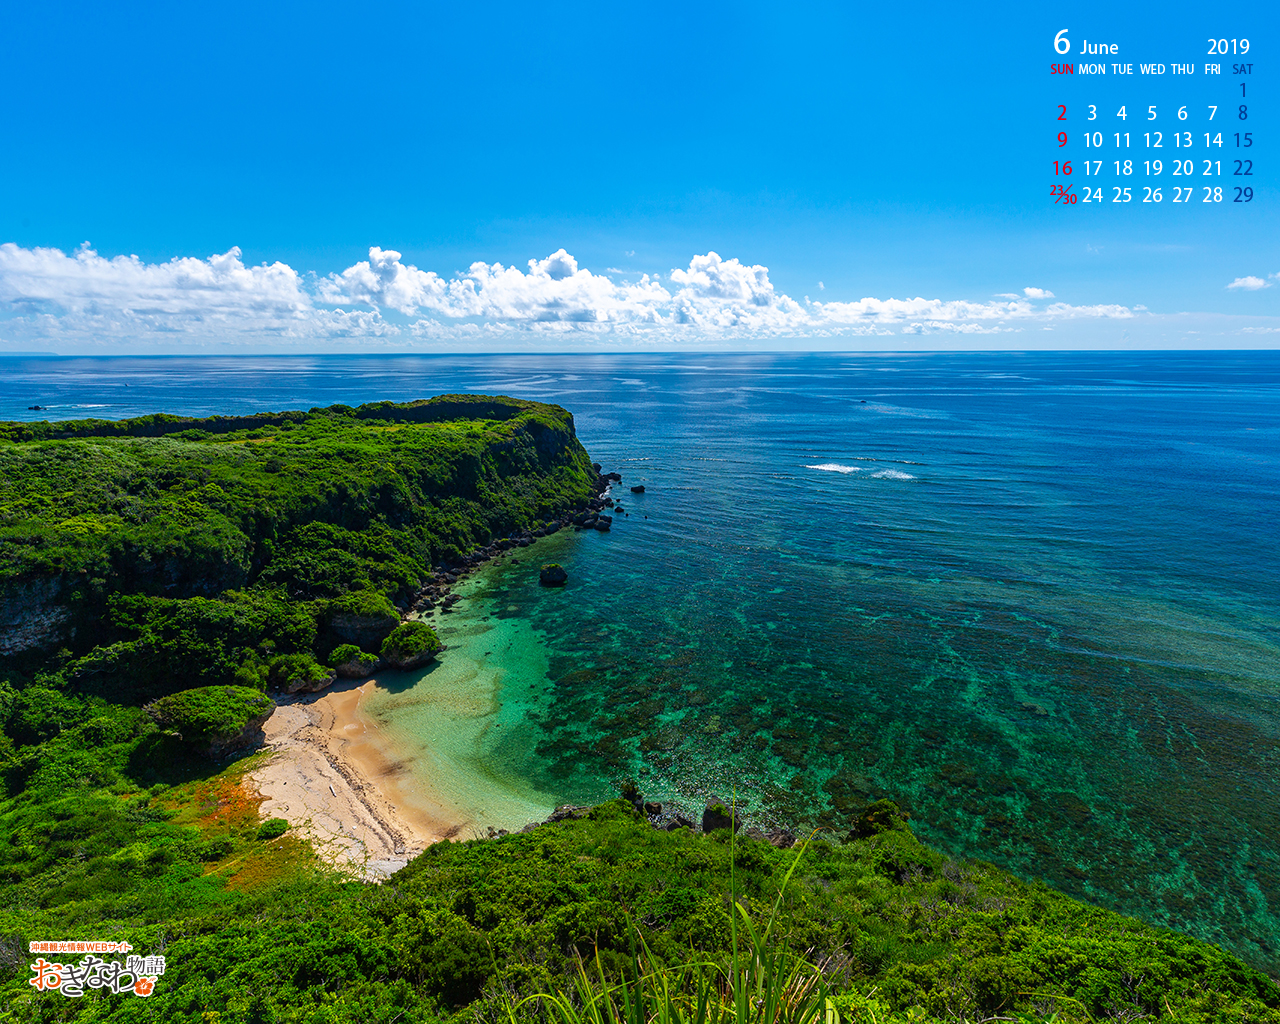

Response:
(701, 797), (741, 833)
(281, 667), (339, 694)
(766, 828), (797, 849)
(381, 647), (440, 671)
(546, 804), (592, 825)
(333, 648), (382, 679)
(382, 649), (438, 669)
(630, 484), (645, 493)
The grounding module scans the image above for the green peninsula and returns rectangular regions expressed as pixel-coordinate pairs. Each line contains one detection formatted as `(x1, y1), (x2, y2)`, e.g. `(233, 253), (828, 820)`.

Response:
(1, 394), (598, 697)
(0, 397), (1277, 1023)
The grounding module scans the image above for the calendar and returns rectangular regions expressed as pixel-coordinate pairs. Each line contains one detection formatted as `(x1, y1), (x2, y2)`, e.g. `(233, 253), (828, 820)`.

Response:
(1049, 30), (1257, 207)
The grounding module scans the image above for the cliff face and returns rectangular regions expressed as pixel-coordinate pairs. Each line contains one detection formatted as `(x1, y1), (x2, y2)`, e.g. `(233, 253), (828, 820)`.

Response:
(0, 575), (70, 657)
(0, 395), (598, 694)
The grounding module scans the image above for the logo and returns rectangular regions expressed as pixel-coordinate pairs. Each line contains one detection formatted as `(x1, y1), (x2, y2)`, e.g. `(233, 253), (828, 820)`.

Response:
(27, 941), (165, 998)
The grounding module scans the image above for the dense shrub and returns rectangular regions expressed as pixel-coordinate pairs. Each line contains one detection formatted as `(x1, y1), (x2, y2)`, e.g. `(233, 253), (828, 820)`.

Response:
(328, 589), (399, 623)
(146, 686), (274, 746)
(381, 622), (442, 662)
(266, 653), (333, 691)
(257, 817), (290, 841)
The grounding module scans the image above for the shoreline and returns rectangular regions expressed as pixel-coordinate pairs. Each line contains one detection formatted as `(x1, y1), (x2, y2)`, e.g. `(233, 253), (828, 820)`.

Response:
(246, 678), (470, 880)
(246, 470), (626, 880)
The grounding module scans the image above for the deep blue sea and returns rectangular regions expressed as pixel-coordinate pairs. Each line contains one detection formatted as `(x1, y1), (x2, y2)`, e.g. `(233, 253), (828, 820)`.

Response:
(3, 351), (1279, 969)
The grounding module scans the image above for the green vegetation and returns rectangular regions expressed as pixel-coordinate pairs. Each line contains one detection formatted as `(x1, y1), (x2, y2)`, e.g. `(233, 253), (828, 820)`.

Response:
(0, 778), (1275, 1023)
(328, 643), (380, 674)
(146, 686), (273, 750)
(1, 396), (1277, 1020)
(381, 621), (442, 663)
(327, 589), (400, 634)
(265, 652), (335, 692)
(1, 394), (597, 702)
(327, 590), (399, 620)
(521, 830), (832, 1024)
(257, 817), (290, 841)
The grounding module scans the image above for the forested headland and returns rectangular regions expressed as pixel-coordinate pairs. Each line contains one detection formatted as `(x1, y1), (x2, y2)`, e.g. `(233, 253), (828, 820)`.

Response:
(0, 396), (1276, 1023)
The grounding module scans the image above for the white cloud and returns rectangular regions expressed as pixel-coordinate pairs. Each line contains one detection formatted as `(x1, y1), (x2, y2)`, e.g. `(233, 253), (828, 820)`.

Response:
(0, 242), (1143, 349)
(1226, 275), (1271, 291)
(319, 247), (670, 324)
(0, 242), (308, 315)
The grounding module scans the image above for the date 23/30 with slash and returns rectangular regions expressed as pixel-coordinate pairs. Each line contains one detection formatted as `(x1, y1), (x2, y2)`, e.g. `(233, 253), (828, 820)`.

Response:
(1048, 29), (1256, 207)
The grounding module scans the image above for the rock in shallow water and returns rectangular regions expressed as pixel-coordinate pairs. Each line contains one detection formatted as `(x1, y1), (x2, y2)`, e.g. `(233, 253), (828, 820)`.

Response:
(539, 563), (569, 586)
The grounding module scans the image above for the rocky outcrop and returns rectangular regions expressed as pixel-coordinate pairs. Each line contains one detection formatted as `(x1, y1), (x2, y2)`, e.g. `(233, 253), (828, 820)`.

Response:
(334, 652), (382, 679)
(701, 797), (741, 833)
(0, 576), (71, 656)
(630, 485), (645, 493)
(146, 686), (276, 758)
(331, 612), (398, 648)
(282, 667), (339, 694)
(539, 564), (568, 586)
(380, 622), (443, 671)
(381, 647), (437, 671)
(204, 705), (274, 757)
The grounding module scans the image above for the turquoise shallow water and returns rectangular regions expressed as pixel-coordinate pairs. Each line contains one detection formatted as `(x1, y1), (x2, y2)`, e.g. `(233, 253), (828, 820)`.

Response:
(4, 351), (1279, 968)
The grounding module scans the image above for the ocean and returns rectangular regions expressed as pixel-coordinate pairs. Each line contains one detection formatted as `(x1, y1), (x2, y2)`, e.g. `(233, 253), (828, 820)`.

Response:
(3, 350), (1278, 969)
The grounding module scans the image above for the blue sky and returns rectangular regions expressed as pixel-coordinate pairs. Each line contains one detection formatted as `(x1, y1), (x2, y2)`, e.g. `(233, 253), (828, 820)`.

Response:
(0, 0), (1274, 351)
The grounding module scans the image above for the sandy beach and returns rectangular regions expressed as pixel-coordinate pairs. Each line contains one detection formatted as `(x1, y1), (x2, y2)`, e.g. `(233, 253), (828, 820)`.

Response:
(246, 678), (469, 880)
(245, 569), (567, 880)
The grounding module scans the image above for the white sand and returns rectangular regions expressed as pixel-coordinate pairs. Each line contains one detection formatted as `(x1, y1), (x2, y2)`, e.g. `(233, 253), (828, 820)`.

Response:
(246, 566), (564, 881)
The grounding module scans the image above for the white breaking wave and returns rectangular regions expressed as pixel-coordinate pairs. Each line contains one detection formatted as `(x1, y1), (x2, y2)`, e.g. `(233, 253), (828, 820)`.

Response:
(871, 469), (915, 480)
(805, 463), (862, 474)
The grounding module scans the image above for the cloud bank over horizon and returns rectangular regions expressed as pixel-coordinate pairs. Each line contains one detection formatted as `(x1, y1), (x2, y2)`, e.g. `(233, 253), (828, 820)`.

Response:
(0, 240), (1221, 352)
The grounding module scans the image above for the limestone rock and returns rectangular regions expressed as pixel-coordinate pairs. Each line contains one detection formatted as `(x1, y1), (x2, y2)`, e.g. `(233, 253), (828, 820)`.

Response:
(334, 652), (382, 679)
(282, 667), (339, 694)
(0, 576), (71, 656)
(331, 612), (397, 648)
(539, 563), (569, 586)
(381, 647), (438, 670)
(701, 797), (741, 833)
